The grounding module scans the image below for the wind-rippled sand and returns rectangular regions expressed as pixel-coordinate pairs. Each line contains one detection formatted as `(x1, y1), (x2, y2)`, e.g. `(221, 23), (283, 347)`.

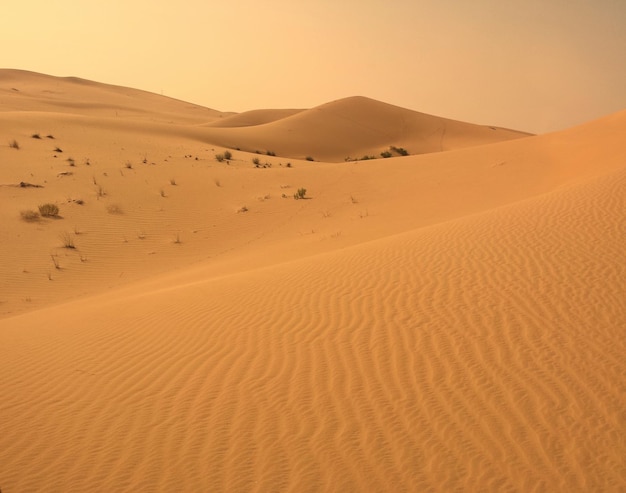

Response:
(1, 70), (624, 492)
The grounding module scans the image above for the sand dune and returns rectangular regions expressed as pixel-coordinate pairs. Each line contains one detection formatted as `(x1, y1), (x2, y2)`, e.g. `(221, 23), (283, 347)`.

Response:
(205, 108), (305, 128)
(0, 69), (227, 123)
(0, 71), (625, 492)
(199, 96), (532, 161)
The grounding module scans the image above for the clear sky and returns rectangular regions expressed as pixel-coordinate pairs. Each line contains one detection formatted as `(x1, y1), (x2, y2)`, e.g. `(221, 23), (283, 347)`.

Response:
(2, 0), (625, 133)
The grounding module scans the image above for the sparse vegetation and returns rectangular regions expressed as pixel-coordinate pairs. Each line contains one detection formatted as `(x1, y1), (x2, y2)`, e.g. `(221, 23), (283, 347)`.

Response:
(38, 203), (59, 217)
(46, 134), (55, 139)
(215, 153), (225, 162)
(238, 205), (249, 213)
(294, 188), (307, 200)
(9, 139), (20, 149)
(20, 209), (40, 222)
(390, 146), (409, 156)
(224, 150), (232, 160)
(67, 157), (76, 166)
(380, 151), (393, 158)
(59, 232), (75, 249)
(252, 157), (261, 166)
(305, 156), (315, 161)
(31, 133), (41, 139)
(54, 147), (63, 153)
(266, 150), (276, 156)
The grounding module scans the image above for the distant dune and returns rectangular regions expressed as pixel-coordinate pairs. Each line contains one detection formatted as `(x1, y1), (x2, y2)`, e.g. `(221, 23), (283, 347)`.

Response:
(0, 70), (624, 492)
(200, 95), (532, 161)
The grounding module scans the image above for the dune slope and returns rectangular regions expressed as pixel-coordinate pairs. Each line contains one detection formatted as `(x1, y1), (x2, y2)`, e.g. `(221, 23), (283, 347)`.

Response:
(0, 162), (624, 492)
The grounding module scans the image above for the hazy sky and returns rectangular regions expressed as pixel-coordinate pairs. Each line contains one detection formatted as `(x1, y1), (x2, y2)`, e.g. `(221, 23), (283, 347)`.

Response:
(2, 0), (625, 133)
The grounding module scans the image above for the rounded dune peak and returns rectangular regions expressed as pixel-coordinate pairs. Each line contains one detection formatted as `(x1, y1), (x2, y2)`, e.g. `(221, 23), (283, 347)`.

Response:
(203, 94), (532, 161)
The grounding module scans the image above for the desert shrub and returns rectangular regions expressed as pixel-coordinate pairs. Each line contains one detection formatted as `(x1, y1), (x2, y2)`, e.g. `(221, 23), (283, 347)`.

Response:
(31, 133), (41, 139)
(20, 209), (40, 222)
(38, 203), (59, 217)
(360, 155), (375, 161)
(215, 154), (225, 162)
(54, 147), (63, 153)
(9, 139), (20, 149)
(252, 157), (261, 166)
(380, 151), (392, 158)
(224, 150), (232, 160)
(46, 134), (55, 139)
(294, 188), (307, 200)
(305, 156), (314, 161)
(266, 150), (276, 156)
(390, 146), (409, 156)
(59, 232), (75, 249)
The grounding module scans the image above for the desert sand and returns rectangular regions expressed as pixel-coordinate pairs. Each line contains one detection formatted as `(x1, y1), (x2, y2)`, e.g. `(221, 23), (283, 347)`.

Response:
(0, 69), (624, 492)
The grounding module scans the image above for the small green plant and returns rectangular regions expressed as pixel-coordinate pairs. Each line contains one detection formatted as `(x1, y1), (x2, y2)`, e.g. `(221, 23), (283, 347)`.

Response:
(224, 150), (232, 160)
(38, 203), (59, 217)
(294, 188), (307, 200)
(20, 209), (40, 222)
(9, 139), (20, 149)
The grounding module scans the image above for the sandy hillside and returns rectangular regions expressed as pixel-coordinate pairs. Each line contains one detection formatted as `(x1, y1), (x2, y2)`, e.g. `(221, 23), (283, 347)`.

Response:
(0, 70), (625, 492)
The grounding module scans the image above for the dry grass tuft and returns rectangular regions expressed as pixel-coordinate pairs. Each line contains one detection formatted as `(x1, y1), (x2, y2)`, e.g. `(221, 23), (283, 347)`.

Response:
(59, 232), (75, 249)
(38, 203), (59, 217)
(20, 210), (40, 222)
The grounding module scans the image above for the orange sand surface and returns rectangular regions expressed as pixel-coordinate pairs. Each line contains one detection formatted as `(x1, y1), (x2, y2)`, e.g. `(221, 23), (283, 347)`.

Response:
(1, 69), (625, 492)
